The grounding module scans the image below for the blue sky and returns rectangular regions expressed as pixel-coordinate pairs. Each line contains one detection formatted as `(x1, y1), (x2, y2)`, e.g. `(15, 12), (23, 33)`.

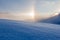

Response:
(0, 0), (60, 16)
(0, 0), (34, 13)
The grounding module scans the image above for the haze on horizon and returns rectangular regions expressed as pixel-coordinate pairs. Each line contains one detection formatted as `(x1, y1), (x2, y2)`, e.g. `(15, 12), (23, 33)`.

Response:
(0, 0), (60, 21)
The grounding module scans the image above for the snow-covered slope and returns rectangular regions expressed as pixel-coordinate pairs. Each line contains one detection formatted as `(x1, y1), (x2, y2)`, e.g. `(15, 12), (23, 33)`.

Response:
(39, 13), (60, 25)
(0, 19), (60, 40)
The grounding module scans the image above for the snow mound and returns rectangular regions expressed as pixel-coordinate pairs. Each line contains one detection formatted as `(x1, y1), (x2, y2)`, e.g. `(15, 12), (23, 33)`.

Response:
(39, 13), (60, 25)
(0, 19), (60, 40)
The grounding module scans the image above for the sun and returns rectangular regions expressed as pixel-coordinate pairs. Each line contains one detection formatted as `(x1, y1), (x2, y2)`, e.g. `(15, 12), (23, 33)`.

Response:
(54, 12), (59, 15)
(28, 12), (35, 19)
(28, 12), (34, 18)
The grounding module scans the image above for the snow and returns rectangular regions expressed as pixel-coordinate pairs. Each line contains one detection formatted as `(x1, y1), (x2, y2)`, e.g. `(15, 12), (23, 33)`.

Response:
(39, 13), (60, 25)
(0, 19), (60, 40)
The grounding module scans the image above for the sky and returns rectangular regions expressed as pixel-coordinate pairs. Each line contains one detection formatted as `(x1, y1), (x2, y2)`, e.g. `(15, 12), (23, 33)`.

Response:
(0, 0), (60, 21)
(0, 0), (60, 14)
(0, 0), (34, 13)
(36, 0), (60, 16)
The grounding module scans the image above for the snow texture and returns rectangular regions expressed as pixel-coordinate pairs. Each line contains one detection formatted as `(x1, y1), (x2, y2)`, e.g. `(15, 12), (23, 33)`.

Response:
(0, 19), (60, 40)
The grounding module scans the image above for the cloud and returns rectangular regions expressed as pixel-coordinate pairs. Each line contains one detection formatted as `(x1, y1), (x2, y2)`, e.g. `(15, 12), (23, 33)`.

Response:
(39, 1), (55, 7)
(36, 1), (60, 16)
(0, 12), (35, 21)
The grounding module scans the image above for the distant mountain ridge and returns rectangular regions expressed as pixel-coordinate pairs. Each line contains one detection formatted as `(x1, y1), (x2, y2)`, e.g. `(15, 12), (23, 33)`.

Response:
(39, 13), (60, 25)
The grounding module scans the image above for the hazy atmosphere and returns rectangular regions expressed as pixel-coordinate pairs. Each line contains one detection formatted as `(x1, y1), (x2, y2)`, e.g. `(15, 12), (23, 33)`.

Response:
(0, 0), (60, 21)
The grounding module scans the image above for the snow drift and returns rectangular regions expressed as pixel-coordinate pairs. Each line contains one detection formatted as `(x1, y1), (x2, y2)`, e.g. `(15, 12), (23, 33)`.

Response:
(0, 19), (60, 40)
(39, 13), (60, 25)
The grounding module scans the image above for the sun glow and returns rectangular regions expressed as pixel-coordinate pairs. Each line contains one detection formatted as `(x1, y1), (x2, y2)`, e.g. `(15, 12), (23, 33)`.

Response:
(28, 12), (34, 18)
(54, 13), (59, 15)
(26, 5), (35, 20)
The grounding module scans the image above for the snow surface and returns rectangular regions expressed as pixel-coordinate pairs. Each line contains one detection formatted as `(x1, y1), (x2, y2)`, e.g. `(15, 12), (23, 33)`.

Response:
(0, 19), (60, 40)
(39, 13), (60, 25)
